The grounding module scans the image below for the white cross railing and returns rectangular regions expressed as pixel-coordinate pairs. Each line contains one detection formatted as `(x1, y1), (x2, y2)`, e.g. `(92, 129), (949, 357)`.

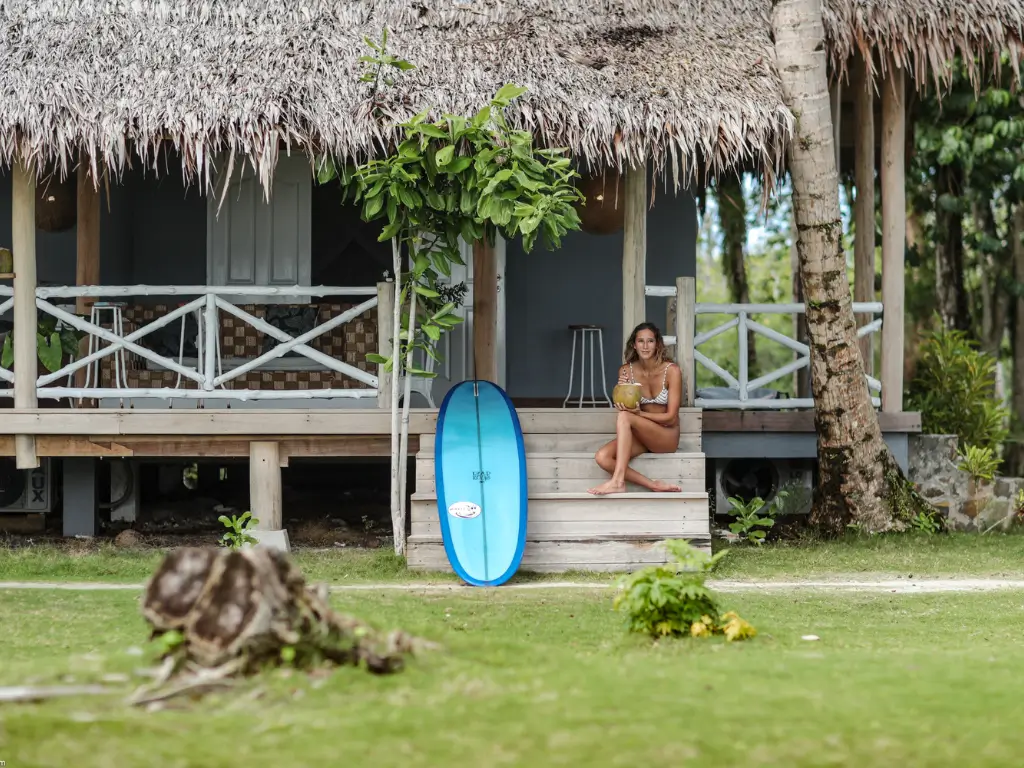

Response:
(0, 284), (381, 402)
(646, 283), (883, 410)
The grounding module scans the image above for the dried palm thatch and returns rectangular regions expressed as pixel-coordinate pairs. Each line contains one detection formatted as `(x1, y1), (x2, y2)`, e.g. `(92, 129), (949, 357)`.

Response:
(0, 0), (1019, 196)
(824, 0), (1024, 90)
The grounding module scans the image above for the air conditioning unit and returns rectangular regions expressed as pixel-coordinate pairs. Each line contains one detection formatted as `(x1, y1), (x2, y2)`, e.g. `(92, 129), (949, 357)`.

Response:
(0, 458), (54, 514)
(714, 457), (814, 517)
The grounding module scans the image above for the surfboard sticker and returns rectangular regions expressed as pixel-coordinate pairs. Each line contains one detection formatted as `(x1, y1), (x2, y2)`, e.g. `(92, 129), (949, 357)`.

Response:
(448, 501), (482, 519)
(435, 380), (528, 587)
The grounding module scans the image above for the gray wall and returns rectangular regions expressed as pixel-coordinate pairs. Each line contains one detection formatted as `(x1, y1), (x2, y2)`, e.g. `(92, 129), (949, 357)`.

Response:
(505, 184), (697, 399)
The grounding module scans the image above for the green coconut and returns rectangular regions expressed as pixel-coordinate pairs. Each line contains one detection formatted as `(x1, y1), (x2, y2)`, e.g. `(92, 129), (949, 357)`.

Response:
(613, 383), (642, 410)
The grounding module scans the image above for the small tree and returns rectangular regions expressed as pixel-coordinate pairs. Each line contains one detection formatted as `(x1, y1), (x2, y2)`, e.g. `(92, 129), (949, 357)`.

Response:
(318, 30), (583, 554)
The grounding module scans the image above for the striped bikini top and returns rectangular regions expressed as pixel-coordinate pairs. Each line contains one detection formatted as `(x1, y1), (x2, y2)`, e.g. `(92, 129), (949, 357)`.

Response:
(629, 362), (673, 405)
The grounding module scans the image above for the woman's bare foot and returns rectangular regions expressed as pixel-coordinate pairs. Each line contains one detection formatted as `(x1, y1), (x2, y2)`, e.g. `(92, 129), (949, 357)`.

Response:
(649, 479), (682, 492)
(588, 479), (627, 496)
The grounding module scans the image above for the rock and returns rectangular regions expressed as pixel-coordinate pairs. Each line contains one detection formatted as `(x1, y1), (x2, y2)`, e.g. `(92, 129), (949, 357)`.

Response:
(114, 529), (144, 549)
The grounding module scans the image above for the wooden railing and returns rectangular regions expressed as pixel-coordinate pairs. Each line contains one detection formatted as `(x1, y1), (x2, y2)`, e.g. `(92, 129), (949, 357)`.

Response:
(0, 284), (394, 403)
(647, 278), (883, 410)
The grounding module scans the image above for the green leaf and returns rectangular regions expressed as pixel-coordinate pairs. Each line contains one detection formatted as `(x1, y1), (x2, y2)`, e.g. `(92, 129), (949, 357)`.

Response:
(0, 335), (12, 369)
(422, 324), (441, 341)
(414, 285), (440, 298)
(493, 84), (529, 104)
(446, 156), (473, 174)
(366, 353), (388, 365)
(37, 332), (62, 373)
(436, 146), (455, 167)
(416, 124), (449, 139)
(363, 193), (385, 219)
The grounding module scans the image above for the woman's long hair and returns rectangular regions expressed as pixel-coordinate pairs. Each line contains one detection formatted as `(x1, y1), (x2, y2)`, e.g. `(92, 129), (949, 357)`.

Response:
(623, 322), (673, 365)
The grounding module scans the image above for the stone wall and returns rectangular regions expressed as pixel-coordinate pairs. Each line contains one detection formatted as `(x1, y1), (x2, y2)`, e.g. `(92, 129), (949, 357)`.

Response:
(908, 434), (1021, 532)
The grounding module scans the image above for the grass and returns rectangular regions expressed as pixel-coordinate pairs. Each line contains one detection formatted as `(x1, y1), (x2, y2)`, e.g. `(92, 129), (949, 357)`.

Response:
(2, 586), (1024, 766)
(2, 531), (1023, 585)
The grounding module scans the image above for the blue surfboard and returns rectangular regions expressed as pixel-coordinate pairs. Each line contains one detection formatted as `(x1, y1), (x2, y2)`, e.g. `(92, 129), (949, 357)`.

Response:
(435, 380), (528, 587)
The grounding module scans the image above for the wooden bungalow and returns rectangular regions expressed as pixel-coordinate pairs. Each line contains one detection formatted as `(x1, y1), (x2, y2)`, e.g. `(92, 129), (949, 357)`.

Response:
(0, 0), (1020, 568)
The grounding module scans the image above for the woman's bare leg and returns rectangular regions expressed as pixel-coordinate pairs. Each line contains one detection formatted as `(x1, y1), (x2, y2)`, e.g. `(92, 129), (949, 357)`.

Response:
(589, 413), (682, 495)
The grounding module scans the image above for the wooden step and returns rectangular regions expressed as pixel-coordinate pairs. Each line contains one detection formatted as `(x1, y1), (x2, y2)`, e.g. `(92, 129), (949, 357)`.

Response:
(417, 432), (702, 454)
(406, 536), (712, 573)
(415, 452), (706, 495)
(511, 408), (701, 435)
(410, 491), (709, 539)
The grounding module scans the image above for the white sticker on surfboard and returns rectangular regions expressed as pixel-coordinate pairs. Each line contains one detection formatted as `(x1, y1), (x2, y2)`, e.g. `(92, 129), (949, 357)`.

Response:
(448, 501), (482, 519)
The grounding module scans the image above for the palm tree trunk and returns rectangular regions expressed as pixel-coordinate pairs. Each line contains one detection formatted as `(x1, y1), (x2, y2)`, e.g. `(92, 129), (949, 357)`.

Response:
(772, 0), (905, 533)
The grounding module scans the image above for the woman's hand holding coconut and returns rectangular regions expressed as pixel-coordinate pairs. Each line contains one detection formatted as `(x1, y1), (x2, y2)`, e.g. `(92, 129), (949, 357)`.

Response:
(588, 322), (684, 496)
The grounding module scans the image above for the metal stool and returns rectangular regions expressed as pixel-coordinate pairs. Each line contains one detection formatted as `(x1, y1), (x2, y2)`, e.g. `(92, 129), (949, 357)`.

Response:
(83, 301), (129, 390)
(562, 324), (612, 408)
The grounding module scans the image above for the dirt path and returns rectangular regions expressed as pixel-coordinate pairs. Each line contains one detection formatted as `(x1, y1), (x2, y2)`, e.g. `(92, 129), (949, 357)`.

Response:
(3, 578), (1024, 593)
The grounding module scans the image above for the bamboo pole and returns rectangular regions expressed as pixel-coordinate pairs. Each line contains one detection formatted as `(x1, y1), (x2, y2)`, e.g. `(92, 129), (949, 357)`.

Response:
(12, 159), (38, 468)
(376, 281), (394, 409)
(472, 240), (497, 382)
(622, 162), (647, 342)
(389, 238), (403, 555)
(853, 56), (876, 373)
(880, 57), (905, 412)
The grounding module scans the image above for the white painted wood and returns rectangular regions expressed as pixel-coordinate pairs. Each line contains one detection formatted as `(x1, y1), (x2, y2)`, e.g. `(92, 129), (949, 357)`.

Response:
(417, 432), (702, 454)
(12, 159), (38, 468)
(411, 517), (709, 537)
(413, 497), (706, 523)
(31, 387), (377, 401)
(212, 296), (378, 387)
(415, 452), (704, 494)
(208, 153), (312, 303)
(676, 277), (695, 407)
(696, 302), (882, 315)
(645, 285), (676, 298)
(249, 441), (283, 530)
(34, 285), (376, 299)
(407, 537), (711, 572)
(498, 408), (702, 435)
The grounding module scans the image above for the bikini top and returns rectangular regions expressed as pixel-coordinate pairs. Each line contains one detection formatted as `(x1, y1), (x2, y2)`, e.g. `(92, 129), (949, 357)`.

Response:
(628, 362), (673, 405)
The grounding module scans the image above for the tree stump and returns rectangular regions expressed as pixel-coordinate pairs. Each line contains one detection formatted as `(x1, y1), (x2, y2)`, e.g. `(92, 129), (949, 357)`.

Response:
(138, 547), (424, 697)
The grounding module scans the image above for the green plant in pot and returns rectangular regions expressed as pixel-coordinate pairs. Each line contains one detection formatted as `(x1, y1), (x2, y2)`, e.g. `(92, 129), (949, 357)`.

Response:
(1, 313), (85, 374)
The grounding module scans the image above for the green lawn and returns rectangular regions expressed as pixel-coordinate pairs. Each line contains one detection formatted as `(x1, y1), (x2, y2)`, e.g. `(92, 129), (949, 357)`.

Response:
(1, 532), (1023, 584)
(2, 585), (1024, 767)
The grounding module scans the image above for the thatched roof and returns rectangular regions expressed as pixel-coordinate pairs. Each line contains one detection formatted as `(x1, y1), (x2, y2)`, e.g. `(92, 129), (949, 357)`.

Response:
(0, 0), (1020, 194)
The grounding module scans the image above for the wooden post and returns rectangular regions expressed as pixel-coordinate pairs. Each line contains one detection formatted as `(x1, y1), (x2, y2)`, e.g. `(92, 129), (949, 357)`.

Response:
(249, 441), (283, 530)
(665, 294), (677, 360)
(376, 280), (394, 409)
(622, 162), (647, 342)
(880, 58), (905, 412)
(675, 276), (696, 407)
(472, 239), (498, 382)
(853, 57), (876, 374)
(75, 160), (101, 315)
(12, 159), (38, 469)
(75, 158), (102, 395)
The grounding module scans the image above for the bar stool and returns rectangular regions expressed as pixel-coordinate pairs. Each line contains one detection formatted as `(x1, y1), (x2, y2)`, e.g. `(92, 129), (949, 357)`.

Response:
(562, 324), (612, 408)
(83, 301), (129, 390)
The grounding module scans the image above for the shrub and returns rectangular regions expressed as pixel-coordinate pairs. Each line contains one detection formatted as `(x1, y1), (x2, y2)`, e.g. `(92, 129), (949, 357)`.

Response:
(612, 540), (755, 641)
(908, 324), (1008, 451)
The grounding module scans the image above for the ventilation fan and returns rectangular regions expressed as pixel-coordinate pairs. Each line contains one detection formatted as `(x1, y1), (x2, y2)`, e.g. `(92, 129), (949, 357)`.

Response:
(715, 458), (814, 516)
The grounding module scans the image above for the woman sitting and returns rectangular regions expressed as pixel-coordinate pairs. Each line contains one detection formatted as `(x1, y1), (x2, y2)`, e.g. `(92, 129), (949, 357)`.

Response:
(588, 322), (683, 496)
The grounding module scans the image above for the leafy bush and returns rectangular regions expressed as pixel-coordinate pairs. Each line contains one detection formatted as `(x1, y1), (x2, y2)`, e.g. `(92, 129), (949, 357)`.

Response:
(219, 511), (259, 549)
(612, 540), (755, 641)
(908, 324), (1008, 451)
(957, 444), (1001, 482)
(725, 491), (789, 544)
